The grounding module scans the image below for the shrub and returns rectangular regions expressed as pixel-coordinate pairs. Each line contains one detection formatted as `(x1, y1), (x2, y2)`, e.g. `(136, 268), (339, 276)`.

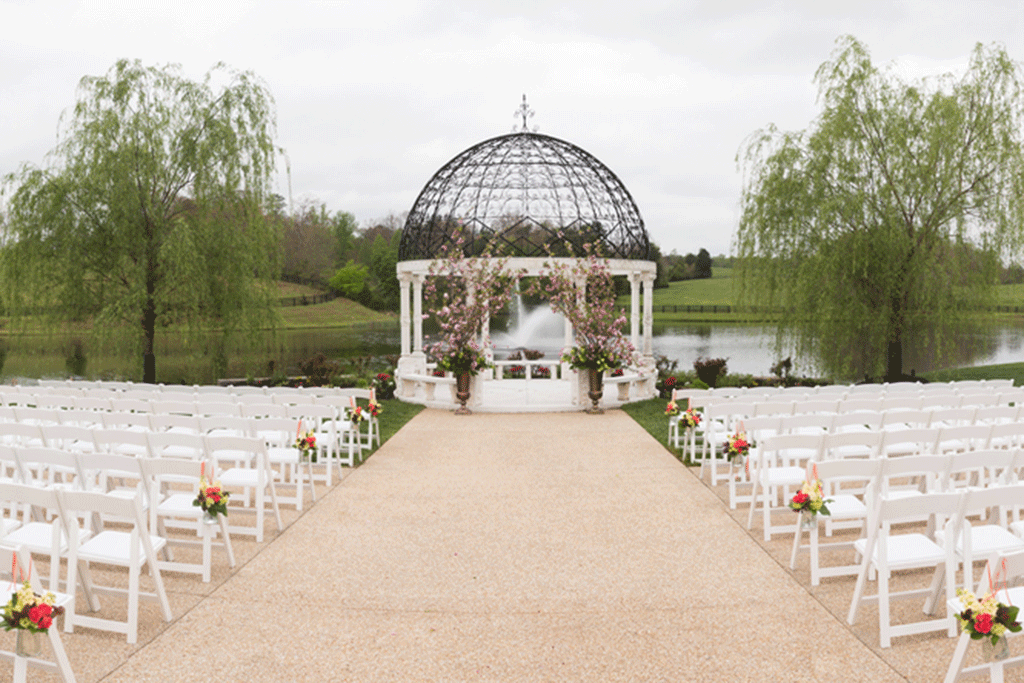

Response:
(693, 357), (727, 387)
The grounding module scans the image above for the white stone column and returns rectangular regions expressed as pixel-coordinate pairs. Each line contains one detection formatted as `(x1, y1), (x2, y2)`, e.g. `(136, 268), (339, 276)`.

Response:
(412, 273), (424, 356)
(398, 273), (412, 357)
(642, 274), (655, 360)
(629, 271), (640, 356)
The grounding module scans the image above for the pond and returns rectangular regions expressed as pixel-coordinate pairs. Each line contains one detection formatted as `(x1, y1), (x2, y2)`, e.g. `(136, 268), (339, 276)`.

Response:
(4, 316), (1023, 383)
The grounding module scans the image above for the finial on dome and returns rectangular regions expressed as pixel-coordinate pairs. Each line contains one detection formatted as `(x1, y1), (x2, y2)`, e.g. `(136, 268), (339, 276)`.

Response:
(513, 94), (536, 133)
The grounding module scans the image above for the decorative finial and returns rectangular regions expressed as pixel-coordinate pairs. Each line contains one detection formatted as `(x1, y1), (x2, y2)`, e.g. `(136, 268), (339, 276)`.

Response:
(513, 94), (536, 133)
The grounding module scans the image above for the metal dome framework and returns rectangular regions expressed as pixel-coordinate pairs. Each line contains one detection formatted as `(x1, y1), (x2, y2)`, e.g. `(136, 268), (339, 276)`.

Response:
(394, 123), (657, 410)
(398, 132), (650, 261)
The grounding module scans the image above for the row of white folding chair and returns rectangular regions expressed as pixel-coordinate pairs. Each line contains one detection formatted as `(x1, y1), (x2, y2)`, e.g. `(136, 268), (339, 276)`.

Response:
(0, 543), (76, 682)
(731, 421), (1024, 523)
(847, 483), (1024, 648)
(0, 479), (170, 645)
(790, 450), (1024, 587)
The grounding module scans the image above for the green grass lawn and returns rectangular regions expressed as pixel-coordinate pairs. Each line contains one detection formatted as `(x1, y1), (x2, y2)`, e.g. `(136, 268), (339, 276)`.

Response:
(620, 398), (697, 465)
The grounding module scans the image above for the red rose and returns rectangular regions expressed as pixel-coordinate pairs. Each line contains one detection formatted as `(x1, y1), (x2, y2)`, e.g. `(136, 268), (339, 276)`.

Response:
(666, 376), (676, 386)
(29, 603), (52, 628)
(975, 613), (993, 634)
(792, 492), (809, 505)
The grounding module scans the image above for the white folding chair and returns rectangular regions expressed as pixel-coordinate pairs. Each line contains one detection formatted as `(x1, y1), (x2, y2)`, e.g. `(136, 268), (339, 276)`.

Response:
(138, 456), (235, 583)
(847, 490), (963, 648)
(255, 416), (315, 511)
(59, 488), (172, 644)
(747, 432), (822, 541)
(790, 457), (880, 586)
(205, 435), (282, 543)
(0, 544), (76, 683)
(285, 403), (341, 484)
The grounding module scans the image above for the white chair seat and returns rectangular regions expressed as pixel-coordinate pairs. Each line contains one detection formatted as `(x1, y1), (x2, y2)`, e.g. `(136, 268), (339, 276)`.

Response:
(937, 525), (1024, 557)
(156, 492), (204, 517)
(77, 530), (167, 565)
(827, 493), (867, 519)
(854, 533), (947, 569)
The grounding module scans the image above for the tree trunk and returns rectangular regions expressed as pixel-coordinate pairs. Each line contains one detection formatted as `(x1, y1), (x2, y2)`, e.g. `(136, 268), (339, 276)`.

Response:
(885, 337), (903, 383)
(142, 295), (157, 384)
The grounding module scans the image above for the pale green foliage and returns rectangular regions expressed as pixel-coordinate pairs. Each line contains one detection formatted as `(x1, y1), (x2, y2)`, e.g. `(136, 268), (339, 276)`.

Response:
(736, 36), (1024, 379)
(1, 59), (281, 382)
(329, 260), (368, 298)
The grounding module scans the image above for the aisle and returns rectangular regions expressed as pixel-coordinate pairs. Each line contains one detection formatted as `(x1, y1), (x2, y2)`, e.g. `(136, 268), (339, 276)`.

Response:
(103, 410), (901, 682)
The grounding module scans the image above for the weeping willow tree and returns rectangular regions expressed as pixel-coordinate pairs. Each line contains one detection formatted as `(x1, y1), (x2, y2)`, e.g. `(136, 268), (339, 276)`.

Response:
(0, 59), (281, 383)
(736, 36), (1024, 381)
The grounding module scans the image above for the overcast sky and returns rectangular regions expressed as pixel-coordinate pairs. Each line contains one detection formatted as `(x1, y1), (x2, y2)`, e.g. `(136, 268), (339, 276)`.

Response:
(2, 0), (1023, 258)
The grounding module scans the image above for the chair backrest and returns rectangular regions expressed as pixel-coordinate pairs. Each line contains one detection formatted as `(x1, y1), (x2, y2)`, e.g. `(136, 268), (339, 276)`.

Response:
(758, 432), (823, 465)
(880, 427), (939, 456)
(77, 452), (146, 496)
(147, 431), (207, 461)
(959, 393), (1000, 409)
(205, 435), (270, 476)
(830, 410), (883, 433)
(58, 408), (103, 428)
(974, 405), (1020, 425)
(877, 453), (949, 497)
(192, 399), (241, 417)
(0, 422), (47, 447)
(753, 401), (794, 417)
(927, 406), (977, 428)
(92, 428), (150, 456)
(880, 395), (923, 411)
(110, 398), (153, 414)
(240, 403), (288, 418)
(946, 449), (1017, 490)
(150, 399), (198, 416)
(73, 396), (113, 412)
(200, 415), (255, 437)
(101, 411), (151, 431)
(820, 430), (881, 460)
(934, 424), (992, 453)
(14, 446), (84, 488)
(13, 407), (61, 426)
(881, 408), (930, 430)
(793, 399), (840, 415)
(252, 416), (301, 447)
(42, 424), (99, 453)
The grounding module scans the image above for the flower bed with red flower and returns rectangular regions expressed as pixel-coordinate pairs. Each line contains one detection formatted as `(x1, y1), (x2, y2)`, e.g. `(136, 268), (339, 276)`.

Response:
(788, 478), (832, 516)
(956, 589), (1022, 645)
(532, 366), (551, 379)
(725, 432), (749, 461)
(3, 582), (63, 633)
(193, 466), (230, 516)
(294, 430), (317, 463)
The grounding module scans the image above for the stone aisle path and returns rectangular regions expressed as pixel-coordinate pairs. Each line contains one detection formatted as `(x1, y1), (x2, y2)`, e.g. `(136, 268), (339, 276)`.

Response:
(96, 410), (903, 682)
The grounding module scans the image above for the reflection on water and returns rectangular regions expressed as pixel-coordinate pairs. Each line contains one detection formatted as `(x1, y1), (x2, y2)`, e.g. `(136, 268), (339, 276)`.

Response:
(5, 318), (1024, 383)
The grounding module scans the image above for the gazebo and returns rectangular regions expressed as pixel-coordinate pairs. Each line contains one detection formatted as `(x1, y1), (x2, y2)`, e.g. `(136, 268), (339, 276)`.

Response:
(395, 100), (657, 411)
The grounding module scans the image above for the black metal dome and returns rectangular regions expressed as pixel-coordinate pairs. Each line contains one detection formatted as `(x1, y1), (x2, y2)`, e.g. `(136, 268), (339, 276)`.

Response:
(398, 131), (649, 261)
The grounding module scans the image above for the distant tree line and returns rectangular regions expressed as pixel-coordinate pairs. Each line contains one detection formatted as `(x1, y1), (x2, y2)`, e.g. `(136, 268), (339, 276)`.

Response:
(273, 197), (402, 312)
(662, 248), (714, 282)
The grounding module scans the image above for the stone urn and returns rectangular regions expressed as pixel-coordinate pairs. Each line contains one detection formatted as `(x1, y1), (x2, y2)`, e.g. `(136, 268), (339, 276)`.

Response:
(455, 371), (472, 415)
(586, 367), (604, 414)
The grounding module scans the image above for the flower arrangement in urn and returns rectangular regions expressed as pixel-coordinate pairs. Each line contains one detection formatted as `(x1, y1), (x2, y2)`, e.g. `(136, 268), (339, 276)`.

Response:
(424, 239), (522, 380)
